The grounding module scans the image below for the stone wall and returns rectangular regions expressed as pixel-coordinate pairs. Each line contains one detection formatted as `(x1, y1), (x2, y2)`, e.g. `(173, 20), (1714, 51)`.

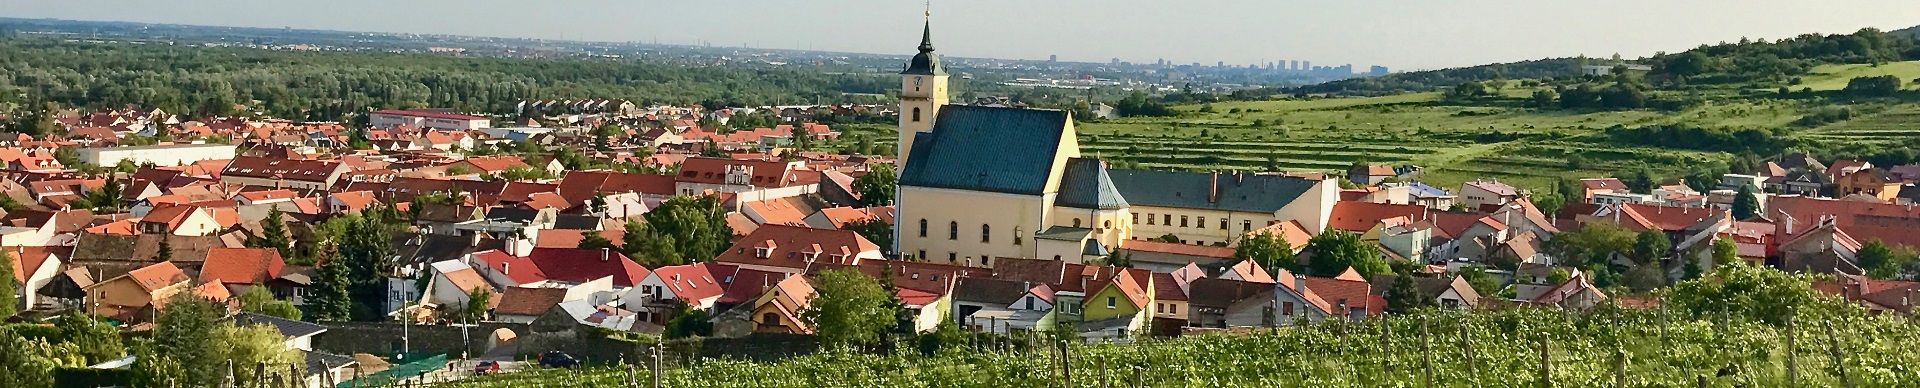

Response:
(311, 321), (527, 358)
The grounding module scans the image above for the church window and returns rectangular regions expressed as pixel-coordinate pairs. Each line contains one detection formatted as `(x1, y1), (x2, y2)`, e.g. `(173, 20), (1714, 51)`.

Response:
(912, 108), (922, 122)
(1180, 216), (1189, 227)
(981, 224), (991, 243)
(1072, 218), (1082, 227)
(949, 221), (958, 240)
(1014, 226), (1023, 245)
(919, 219), (928, 237)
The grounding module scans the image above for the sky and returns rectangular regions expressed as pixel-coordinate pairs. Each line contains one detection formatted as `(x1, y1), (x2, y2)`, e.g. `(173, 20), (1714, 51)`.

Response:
(6, 0), (1918, 71)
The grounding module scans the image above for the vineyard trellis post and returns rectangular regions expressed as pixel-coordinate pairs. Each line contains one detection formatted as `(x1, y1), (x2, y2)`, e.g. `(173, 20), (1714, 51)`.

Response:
(1786, 306), (1797, 385)
(1612, 348), (1627, 388)
(1824, 321), (1851, 388)
(1536, 333), (1551, 388)
(288, 364), (299, 388)
(1419, 317), (1431, 388)
(652, 342), (663, 388)
(1098, 357), (1109, 388)
(225, 359), (236, 388)
(1059, 340), (1072, 388)
(255, 362), (265, 388)
(1378, 315), (1390, 375)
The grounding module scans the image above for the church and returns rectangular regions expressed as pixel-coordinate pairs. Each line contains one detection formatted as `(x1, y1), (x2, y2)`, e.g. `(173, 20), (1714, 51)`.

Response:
(894, 21), (1340, 268)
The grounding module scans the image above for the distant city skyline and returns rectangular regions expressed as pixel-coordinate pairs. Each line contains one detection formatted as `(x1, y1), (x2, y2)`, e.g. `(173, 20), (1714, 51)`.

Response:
(5, 0), (1917, 71)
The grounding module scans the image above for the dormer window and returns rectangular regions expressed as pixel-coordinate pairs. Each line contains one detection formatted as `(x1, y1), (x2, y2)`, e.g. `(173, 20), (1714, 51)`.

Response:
(755, 247), (772, 258)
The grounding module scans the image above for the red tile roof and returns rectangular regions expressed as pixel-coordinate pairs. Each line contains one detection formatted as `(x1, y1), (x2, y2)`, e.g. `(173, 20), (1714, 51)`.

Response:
(472, 248), (649, 287)
(676, 157), (810, 188)
(222, 156), (341, 182)
(6, 246), (58, 283)
(812, 206), (896, 228)
(493, 286), (570, 316)
(742, 198), (811, 227)
(533, 229), (625, 249)
(198, 248), (286, 285)
(126, 261), (190, 293)
(1118, 239), (1234, 259)
(715, 224), (879, 272)
(650, 263), (727, 303)
(1328, 201), (1428, 232)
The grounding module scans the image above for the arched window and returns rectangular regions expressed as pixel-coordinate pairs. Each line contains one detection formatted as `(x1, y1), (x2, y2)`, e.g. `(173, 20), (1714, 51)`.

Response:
(1072, 218), (1082, 227)
(981, 224), (991, 243)
(918, 219), (928, 237)
(912, 107), (922, 122)
(1013, 226), (1024, 245)
(948, 221), (958, 240)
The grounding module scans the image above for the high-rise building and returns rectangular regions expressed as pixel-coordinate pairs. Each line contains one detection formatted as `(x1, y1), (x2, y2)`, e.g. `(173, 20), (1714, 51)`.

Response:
(1370, 65), (1389, 76)
(1049, 54), (1058, 62)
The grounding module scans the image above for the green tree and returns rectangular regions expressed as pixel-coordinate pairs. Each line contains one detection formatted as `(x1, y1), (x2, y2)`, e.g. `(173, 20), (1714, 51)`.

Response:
(1233, 231), (1297, 273)
(1843, 75), (1902, 97)
(1303, 229), (1389, 278)
(620, 220), (683, 268)
(578, 231), (617, 252)
(663, 301), (714, 339)
(1545, 221), (1636, 268)
(853, 164), (897, 207)
(0, 327), (57, 388)
(1855, 240), (1915, 280)
(1152, 234), (1181, 243)
(1622, 263), (1668, 292)
(1383, 271), (1435, 314)
(237, 287), (302, 320)
(304, 257), (352, 321)
(0, 250), (14, 318)
(56, 310), (125, 365)
(153, 293), (224, 386)
(644, 196), (732, 263)
(211, 323), (306, 386)
(337, 215), (397, 320)
(246, 206), (294, 259)
(1547, 268), (1573, 285)
(1457, 266), (1500, 296)
(801, 269), (895, 350)
(1731, 185), (1760, 220)
(841, 218), (893, 253)
(1667, 260), (1859, 325)
(1632, 229), (1672, 264)
(460, 287), (493, 323)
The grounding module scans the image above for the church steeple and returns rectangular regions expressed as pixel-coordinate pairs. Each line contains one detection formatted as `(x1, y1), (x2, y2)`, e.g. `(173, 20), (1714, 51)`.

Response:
(902, 19), (946, 75)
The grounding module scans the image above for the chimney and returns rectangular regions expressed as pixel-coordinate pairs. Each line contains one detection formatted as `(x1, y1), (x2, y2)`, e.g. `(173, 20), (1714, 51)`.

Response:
(1209, 171), (1220, 203)
(501, 262), (510, 275)
(1294, 274), (1306, 294)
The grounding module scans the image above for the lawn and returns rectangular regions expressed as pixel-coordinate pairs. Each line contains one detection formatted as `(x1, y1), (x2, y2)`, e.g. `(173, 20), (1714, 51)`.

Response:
(1794, 60), (1920, 91)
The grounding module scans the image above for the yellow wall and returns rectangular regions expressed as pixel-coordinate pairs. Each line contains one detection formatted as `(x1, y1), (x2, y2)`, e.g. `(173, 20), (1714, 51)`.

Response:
(1082, 283), (1141, 322)
(899, 187), (1054, 266)
(1050, 206), (1132, 249)
(896, 74), (948, 167)
(1128, 206), (1273, 246)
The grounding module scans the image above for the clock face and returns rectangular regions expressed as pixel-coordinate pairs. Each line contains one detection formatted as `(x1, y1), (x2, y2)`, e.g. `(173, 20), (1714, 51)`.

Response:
(914, 77), (924, 87)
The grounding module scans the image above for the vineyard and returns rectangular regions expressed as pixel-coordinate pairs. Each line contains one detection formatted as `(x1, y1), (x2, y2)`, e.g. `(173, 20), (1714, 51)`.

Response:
(444, 307), (1920, 388)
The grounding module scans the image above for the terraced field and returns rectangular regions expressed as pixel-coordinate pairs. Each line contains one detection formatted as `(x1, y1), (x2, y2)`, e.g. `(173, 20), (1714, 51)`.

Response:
(1801, 105), (1920, 147)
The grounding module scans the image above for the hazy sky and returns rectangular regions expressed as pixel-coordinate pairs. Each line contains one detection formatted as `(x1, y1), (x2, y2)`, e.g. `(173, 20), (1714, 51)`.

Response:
(6, 0), (1917, 70)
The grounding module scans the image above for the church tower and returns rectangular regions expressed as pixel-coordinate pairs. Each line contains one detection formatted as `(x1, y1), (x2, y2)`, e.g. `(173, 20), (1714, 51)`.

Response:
(897, 18), (949, 167)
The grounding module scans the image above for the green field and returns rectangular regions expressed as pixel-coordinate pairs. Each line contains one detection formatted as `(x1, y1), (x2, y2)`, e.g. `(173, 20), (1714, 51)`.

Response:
(1796, 61), (1920, 91)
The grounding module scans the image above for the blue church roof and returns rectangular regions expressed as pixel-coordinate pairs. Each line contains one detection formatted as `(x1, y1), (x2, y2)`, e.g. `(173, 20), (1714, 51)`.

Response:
(1056, 158), (1129, 210)
(1106, 170), (1320, 214)
(899, 105), (1071, 195)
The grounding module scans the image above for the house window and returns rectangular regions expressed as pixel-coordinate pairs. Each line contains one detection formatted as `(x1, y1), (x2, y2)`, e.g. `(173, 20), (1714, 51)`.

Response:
(919, 219), (928, 237)
(981, 256), (990, 266)
(1243, 221), (1253, 232)
(981, 224), (991, 243)
(1132, 213), (1139, 224)
(912, 108), (922, 122)
(948, 252), (957, 262)
(1283, 302), (1295, 316)
(1197, 217), (1206, 229)
(1146, 214), (1155, 225)
(1014, 226), (1024, 245)
(1169, 304), (1177, 314)
(761, 313), (779, 325)
(1024, 298), (1035, 310)
(1107, 297), (1117, 309)
(1156, 303), (1165, 313)
(1164, 214), (1171, 225)
(1180, 216), (1189, 227)
(1220, 219), (1228, 230)
(949, 221), (958, 240)
(1072, 218), (1082, 227)
(917, 250), (926, 261)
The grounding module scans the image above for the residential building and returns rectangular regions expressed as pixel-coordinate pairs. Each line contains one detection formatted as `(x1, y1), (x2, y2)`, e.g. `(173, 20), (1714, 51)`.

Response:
(368, 110), (490, 131)
(78, 143), (236, 167)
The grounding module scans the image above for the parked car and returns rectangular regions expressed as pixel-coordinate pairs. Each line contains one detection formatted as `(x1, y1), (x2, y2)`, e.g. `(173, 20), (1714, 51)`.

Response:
(473, 361), (500, 375)
(538, 351), (579, 369)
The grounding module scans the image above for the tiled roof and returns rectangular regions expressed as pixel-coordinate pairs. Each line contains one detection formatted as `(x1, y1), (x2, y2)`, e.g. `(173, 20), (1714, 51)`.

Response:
(950, 276), (1031, 305)
(1118, 239), (1234, 259)
(742, 198), (811, 227)
(124, 261), (189, 293)
(1580, 178), (1626, 190)
(676, 157), (809, 188)
(472, 248), (649, 287)
(1328, 201), (1427, 232)
(1056, 158), (1129, 210)
(1464, 180), (1518, 196)
(198, 248), (286, 285)
(6, 246), (58, 283)
(493, 286), (570, 316)
(811, 206), (896, 229)
(899, 106), (1071, 195)
(1247, 220), (1313, 250)
(651, 263), (726, 302)
(1151, 272), (1187, 301)
(714, 224), (879, 272)
(222, 156), (341, 182)
(1107, 170), (1319, 213)
(1185, 278), (1272, 309)
(533, 229), (624, 249)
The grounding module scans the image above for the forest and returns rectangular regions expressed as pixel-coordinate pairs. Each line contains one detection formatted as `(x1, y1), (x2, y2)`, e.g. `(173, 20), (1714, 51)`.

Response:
(0, 36), (898, 122)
